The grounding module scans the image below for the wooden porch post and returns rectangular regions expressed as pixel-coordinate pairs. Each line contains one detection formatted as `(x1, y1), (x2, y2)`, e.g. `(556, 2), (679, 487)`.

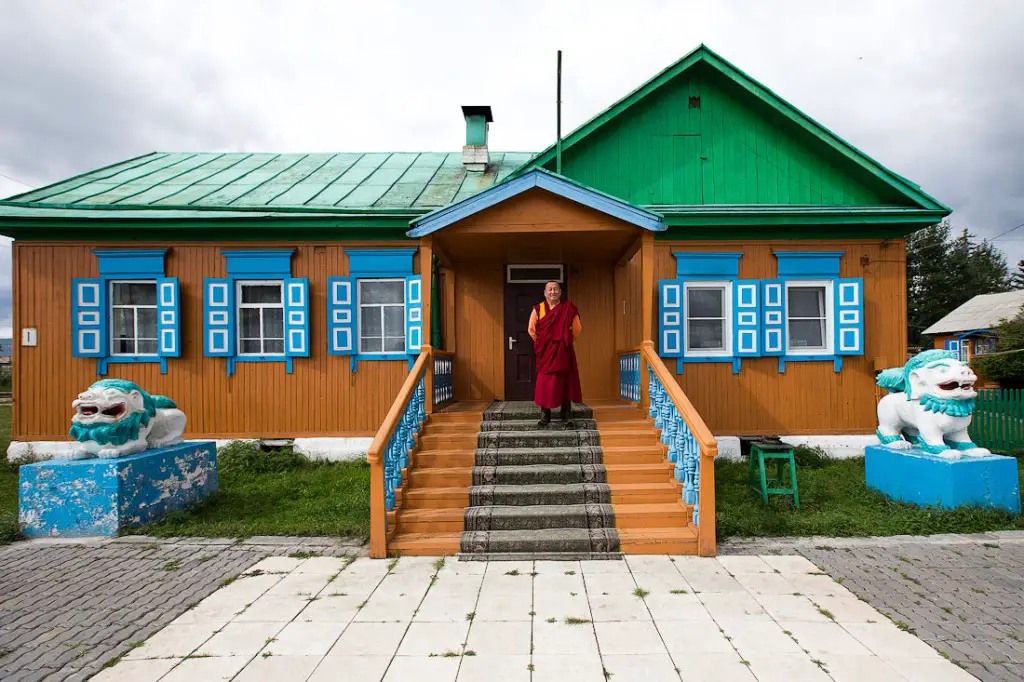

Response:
(420, 237), (434, 413)
(640, 232), (655, 412)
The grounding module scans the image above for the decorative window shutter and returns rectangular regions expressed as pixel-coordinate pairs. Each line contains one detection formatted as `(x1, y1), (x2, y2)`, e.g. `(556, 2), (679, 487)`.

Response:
(733, 280), (760, 357)
(658, 280), (684, 358)
(405, 275), (423, 354)
(944, 339), (960, 353)
(835, 278), (865, 356)
(327, 277), (356, 355)
(284, 278), (310, 357)
(203, 278), (234, 357)
(761, 279), (786, 357)
(72, 278), (106, 358)
(156, 278), (181, 358)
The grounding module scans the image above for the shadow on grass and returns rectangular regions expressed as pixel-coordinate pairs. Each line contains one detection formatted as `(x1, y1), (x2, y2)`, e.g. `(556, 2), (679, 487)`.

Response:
(717, 447), (1024, 540)
(124, 442), (371, 540)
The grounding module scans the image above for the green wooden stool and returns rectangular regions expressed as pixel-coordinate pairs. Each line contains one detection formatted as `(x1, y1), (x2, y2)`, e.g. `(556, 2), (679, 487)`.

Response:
(748, 440), (800, 508)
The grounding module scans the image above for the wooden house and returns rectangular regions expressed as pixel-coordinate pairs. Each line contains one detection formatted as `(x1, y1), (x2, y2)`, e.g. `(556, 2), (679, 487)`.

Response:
(924, 290), (1024, 385)
(0, 46), (950, 557)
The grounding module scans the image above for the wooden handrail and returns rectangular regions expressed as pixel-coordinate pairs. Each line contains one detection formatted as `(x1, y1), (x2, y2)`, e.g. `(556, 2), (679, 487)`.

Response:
(640, 341), (717, 454)
(615, 345), (645, 357)
(639, 339), (718, 556)
(433, 348), (456, 358)
(368, 346), (432, 558)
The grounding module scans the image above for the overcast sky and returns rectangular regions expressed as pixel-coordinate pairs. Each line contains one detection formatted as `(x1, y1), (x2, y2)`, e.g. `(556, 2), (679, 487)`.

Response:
(1, 0), (1022, 338)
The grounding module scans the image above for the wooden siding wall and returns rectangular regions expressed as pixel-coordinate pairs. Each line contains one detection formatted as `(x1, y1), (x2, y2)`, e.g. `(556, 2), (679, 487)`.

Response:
(615, 248), (643, 351)
(655, 239), (906, 435)
(571, 263), (617, 400)
(554, 65), (902, 207)
(13, 242), (414, 440)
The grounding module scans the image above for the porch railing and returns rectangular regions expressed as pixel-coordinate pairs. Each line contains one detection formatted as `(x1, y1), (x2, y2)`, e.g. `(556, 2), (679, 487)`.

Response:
(368, 346), (436, 558)
(617, 341), (718, 556)
(433, 349), (455, 409)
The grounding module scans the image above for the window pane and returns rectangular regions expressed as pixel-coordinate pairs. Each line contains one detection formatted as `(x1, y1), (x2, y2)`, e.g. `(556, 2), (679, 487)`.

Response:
(264, 339), (284, 355)
(240, 308), (261, 339)
(788, 287), (825, 318)
(384, 337), (405, 353)
(688, 320), (724, 349)
(112, 308), (135, 339)
(361, 281), (404, 305)
(687, 288), (723, 318)
(241, 339), (261, 354)
(360, 337), (382, 353)
(263, 308), (284, 340)
(789, 319), (825, 348)
(383, 306), (405, 338)
(361, 306), (382, 337)
(114, 338), (134, 354)
(241, 284), (282, 304)
(112, 282), (157, 306)
(137, 339), (158, 355)
(137, 308), (158, 340)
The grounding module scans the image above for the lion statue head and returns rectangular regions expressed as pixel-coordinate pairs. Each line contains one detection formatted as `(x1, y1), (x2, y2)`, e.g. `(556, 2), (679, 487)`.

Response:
(70, 379), (158, 448)
(877, 349), (978, 414)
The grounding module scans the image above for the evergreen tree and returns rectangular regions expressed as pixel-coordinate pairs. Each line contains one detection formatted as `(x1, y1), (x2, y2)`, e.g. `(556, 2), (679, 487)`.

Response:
(907, 220), (1010, 347)
(1011, 260), (1024, 290)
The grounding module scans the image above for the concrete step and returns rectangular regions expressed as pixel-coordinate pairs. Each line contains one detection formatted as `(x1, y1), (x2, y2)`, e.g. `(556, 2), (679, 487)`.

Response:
(461, 528), (619, 555)
(464, 503), (616, 531)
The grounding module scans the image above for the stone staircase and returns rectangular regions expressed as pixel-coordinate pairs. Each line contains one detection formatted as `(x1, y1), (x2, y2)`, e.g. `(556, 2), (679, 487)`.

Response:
(389, 400), (697, 557)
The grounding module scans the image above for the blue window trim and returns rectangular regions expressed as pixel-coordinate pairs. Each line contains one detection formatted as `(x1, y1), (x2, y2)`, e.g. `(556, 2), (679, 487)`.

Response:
(346, 249), (417, 372)
(669, 252), (746, 375)
(217, 250), (296, 376)
(92, 250), (169, 376)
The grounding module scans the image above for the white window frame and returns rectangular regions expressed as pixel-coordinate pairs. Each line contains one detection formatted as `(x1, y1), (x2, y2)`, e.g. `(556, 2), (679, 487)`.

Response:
(236, 279), (286, 357)
(973, 337), (996, 357)
(109, 279), (159, 357)
(683, 280), (732, 357)
(357, 278), (406, 356)
(785, 279), (834, 355)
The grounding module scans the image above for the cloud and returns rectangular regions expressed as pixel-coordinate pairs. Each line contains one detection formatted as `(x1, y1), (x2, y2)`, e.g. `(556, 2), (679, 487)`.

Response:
(0, 0), (1021, 290)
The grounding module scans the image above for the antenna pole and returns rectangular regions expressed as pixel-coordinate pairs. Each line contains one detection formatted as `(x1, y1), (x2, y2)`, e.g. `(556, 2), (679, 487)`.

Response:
(556, 50), (562, 174)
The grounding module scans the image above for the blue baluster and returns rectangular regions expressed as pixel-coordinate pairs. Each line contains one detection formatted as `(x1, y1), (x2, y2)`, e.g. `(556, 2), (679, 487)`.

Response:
(692, 453), (701, 526)
(416, 379), (426, 425)
(673, 420), (687, 476)
(384, 437), (397, 510)
(648, 366), (658, 419)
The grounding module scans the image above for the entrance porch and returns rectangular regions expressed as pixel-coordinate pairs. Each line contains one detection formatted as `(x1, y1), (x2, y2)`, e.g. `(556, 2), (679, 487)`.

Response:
(366, 170), (718, 558)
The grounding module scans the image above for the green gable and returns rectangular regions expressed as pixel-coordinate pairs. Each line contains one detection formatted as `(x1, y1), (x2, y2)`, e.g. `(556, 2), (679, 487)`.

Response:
(522, 45), (949, 228)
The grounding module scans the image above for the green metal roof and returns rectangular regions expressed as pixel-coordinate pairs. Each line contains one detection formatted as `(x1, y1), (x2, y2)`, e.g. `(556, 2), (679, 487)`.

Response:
(1, 151), (535, 215)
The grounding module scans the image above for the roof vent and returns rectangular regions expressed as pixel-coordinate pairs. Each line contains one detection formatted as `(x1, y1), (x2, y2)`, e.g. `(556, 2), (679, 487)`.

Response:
(461, 106), (492, 172)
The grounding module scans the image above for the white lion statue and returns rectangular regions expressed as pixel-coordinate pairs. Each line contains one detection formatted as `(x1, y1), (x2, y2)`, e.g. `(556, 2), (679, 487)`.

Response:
(876, 349), (990, 458)
(69, 379), (187, 459)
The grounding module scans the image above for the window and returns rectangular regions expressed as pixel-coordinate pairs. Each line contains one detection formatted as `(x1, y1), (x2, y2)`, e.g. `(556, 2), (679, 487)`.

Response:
(684, 282), (730, 356)
(110, 281), (158, 356)
(972, 337), (996, 356)
(237, 281), (285, 355)
(507, 264), (564, 284)
(786, 281), (832, 354)
(358, 279), (406, 354)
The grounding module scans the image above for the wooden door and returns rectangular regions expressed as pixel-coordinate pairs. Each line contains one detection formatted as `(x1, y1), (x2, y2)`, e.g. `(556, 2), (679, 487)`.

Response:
(504, 282), (543, 400)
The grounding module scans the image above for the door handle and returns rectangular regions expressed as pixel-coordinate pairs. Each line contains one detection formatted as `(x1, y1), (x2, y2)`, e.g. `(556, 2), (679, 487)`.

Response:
(508, 336), (517, 351)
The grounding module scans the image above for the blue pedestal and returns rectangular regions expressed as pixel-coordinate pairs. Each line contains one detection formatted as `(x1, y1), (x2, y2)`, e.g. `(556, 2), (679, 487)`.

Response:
(865, 445), (1020, 514)
(18, 442), (218, 537)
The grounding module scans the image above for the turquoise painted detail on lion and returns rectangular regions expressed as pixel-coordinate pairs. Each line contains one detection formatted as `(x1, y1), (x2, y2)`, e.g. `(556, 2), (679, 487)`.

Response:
(875, 349), (990, 457)
(69, 379), (187, 459)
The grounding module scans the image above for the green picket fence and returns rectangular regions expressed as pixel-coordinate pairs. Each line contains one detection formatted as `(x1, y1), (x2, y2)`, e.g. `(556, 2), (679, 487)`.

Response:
(970, 389), (1024, 454)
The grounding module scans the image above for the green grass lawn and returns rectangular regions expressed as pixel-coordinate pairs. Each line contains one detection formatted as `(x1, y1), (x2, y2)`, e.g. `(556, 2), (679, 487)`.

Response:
(0, 405), (18, 543)
(716, 447), (1024, 539)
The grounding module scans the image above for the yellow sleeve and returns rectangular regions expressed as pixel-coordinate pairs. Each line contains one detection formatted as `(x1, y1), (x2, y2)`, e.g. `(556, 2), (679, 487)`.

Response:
(572, 314), (582, 339)
(528, 309), (539, 341)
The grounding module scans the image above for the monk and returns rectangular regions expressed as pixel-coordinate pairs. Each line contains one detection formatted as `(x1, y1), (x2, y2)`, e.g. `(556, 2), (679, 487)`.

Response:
(528, 280), (583, 428)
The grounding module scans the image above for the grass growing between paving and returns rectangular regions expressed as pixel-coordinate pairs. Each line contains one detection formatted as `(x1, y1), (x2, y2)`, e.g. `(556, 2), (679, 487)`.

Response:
(126, 442), (371, 539)
(717, 446), (1024, 539)
(0, 406), (18, 544)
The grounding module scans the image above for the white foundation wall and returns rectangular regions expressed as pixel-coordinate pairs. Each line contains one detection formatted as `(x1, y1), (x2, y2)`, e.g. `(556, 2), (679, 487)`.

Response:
(714, 435), (879, 460)
(8, 437), (373, 464)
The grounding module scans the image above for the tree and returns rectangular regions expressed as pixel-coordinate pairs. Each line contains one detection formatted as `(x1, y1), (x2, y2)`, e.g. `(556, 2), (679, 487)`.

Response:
(1011, 260), (1024, 290)
(973, 312), (1024, 388)
(907, 220), (1010, 348)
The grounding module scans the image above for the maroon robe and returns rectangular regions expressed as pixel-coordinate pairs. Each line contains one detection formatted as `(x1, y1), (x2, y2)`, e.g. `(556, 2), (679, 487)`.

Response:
(533, 299), (583, 409)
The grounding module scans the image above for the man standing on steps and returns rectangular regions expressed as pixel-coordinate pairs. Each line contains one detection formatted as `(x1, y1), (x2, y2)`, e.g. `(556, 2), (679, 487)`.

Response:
(528, 280), (583, 428)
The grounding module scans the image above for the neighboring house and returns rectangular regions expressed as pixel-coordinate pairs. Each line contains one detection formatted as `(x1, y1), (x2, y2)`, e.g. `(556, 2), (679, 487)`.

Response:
(0, 45), (950, 556)
(923, 290), (1024, 369)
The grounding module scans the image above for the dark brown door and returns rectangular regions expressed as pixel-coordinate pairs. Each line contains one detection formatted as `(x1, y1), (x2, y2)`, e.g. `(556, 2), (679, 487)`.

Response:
(504, 280), (568, 400)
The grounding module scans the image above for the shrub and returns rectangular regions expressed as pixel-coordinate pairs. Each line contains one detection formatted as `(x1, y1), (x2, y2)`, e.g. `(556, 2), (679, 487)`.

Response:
(218, 442), (314, 475)
(973, 312), (1024, 388)
(793, 445), (832, 469)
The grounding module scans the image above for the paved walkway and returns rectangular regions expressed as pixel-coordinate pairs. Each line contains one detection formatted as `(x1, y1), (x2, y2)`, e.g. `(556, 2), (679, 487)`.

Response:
(721, 531), (1024, 682)
(0, 536), (365, 682)
(93, 553), (972, 682)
